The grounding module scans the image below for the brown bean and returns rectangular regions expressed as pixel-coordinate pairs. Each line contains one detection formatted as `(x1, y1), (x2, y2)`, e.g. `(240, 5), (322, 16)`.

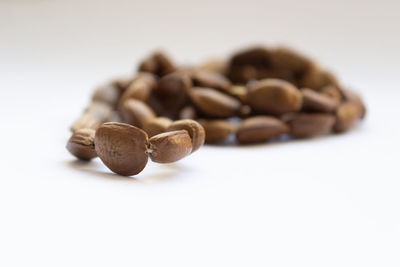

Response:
(138, 51), (175, 77)
(333, 102), (361, 133)
(247, 79), (302, 115)
(70, 102), (113, 132)
(119, 99), (156, 128)
(167, 119), (205, 152)
(300, 65), (340, 91)
(199, 119), (236, 143)
(188, 87), (241, 117)
(301, 88), (339, 112)
(191, 70), (231, 93)
(199, 59), (227, 74)
(142, 117), (173, 137)
(92, 83), (120, 107)
(288, 113), (335, 137)
(179, 106), (197, 120)
(342, 89), (366, 119)
(66, 129), (97, 160)
(94, 122), (149, 176)
(157, 71), (192, 95)
(236, 116), (289, 144)
(148, 130), (192, 163)
(119, 72), (158, 104)
(320, 85), (343, 103)
(271, 46), (313, 74)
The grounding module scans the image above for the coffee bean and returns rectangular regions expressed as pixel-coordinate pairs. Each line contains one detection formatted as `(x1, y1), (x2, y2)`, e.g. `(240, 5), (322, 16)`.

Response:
(148, 130), (192, 163)
(66, 128), (97, 160)
(288, 113), (335, 137)
(301, 88), (339, 112)
(179, 106), (197, 120)
(119, 99), (156, 128)
(236, 116), (289, 144)
(191, 70), (231, 93)
(119, 72), (158, 104)
(157, 71), (192, 95)
(94, 122), (149, 176)
(188, 87), (241, 117)
(320, 85), (343, 103)
(199, 59), (226, 74)
(247, 79), (302, 115)
(112, 76), (135, 93)
(142, 117), (173, 137)
(138, 51), (175, 77)
(271, 46), (313, 74)
(71, 102), (113, 132)
(333, 102), (361, 133)
(167, 119), (205, 152)
(199, 119), (236, 143)
(300, 65), (339, 91)
(342, 89), (366, 119)
(92, 83), (120, 107)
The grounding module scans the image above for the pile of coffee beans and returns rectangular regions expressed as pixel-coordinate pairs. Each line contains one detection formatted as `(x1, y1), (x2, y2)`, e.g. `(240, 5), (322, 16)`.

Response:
(67, 46), (366, 176)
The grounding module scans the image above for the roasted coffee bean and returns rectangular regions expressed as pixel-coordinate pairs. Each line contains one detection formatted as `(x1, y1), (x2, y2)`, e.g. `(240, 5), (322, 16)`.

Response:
(236, 116), (289, 144)
(342, 89), (366, 119)
(247, 79), (302, 115)
(320, 85), (343, 103)
(191, 70), (231, 93)
(71, 102), (113, 132)
(167, 119), (205, 152)
(199, 59), (226, 74)
(199, 119), (236, 143)
(157, 71), (192, 95)
(228, 47), (272, 83)
(148, 130), (192, 163)
(301, 88), (339, 112)
(92, 83), (120, 107)
(94, 122), (149, 176)
(66, 128), (97, 160)
(138, 51), (175, 77)
(288, 113), (335, 137)
(179, 106), (197, 120)
(300, 65), (340, 91)
(119, 99), (156, 128)
(188, 87), (241, 117)
(112, 76), (135, 93)
(271, 47), (313, 74)
(119, 72), (158, 104)
(333, 102), (361, 133)
(228, 85), (248, 103)
(142, 117), (173, 137)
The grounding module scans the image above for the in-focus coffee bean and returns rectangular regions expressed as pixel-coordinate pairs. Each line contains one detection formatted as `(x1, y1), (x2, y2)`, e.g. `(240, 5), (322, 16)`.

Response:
(148, 130), (192, 163)
(66, 128), (97, 160)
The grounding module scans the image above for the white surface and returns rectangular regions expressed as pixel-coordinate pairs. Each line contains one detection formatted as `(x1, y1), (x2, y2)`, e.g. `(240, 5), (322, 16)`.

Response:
(1, 0), (400, 266)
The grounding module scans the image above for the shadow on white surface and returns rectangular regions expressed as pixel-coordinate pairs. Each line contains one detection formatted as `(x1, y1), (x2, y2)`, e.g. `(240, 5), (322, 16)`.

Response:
(64, 159), (187, 183)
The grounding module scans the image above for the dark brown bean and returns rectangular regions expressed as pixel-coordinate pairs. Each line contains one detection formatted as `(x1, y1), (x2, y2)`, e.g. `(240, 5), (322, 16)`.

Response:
(157, 71), (192, 95)
(142, 117), (173, 137)
(247, 79), (302, 115)
(66, 129), (97, 160)
(288, 113), (335, 137)
(148, 130), (192, 163)
(167, 119), (205, 152)
(333, 102), (361, 133)
(119, 72), (158, 104)
(94, 122), (149, 176)
(301, 88), (339, 112)
(191, 70), (231, 93)
(138, 51), (175, 77)
(188, 87), (241, 117)
(119, 99), (156, 128)
(236, 116), (289, 144)
(199, 119), (236, 143)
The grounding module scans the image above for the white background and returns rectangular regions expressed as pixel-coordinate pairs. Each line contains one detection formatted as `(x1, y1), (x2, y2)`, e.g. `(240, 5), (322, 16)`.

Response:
(1, 0), (399, 266)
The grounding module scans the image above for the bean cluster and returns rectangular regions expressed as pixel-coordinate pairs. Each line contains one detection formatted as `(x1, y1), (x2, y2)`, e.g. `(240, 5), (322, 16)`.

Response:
(67, 46), (366, 176)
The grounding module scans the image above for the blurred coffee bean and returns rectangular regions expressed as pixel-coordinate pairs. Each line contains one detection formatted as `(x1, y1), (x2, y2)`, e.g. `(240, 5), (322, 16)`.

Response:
(199, 119), (236, 143)
(288, 113), (335, 137)
(236, 116), (289, 144)
(138, 51), (175, 77)
(142, 117), (173, 137)
(342, 89), (366, 119)
(188, 87), (241, 117)
(247, 79), (302, 115)
(301, 88), (339, 112)
(119, 99), (156, 128)
(333, 102), (361, 133)
(191, 69), (231, 93)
